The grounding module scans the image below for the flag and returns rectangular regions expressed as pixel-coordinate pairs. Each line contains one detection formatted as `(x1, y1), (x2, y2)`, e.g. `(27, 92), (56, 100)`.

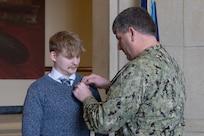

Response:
(141, 0), (159, 41)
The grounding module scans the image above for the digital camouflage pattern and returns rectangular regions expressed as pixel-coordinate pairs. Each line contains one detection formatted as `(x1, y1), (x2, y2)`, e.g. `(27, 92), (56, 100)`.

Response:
(83, 44), (186, 136)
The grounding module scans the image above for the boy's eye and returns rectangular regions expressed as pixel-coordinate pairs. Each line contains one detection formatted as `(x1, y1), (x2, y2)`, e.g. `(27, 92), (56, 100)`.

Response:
(65, 55), (73, 59)
(66, 56), (72, 59)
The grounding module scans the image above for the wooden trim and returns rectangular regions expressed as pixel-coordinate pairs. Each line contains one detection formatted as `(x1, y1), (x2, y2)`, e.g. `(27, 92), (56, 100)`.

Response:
(44, 66), (92, 72)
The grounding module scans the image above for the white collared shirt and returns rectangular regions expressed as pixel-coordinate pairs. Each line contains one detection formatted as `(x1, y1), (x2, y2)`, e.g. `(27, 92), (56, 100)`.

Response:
(48, 67), (76, 85)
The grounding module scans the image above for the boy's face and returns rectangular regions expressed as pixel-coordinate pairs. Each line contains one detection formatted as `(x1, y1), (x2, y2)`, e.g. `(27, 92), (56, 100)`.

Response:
(51, 51), (80, 77)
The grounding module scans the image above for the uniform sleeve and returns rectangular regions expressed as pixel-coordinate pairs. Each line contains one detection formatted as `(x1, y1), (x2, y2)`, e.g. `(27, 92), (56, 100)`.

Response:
(22, 84), (43, 136)
(82, 63), (145, 133)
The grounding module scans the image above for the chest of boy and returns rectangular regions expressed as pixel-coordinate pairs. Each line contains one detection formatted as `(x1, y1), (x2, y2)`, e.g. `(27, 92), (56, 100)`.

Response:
(42, 89), (82, 117)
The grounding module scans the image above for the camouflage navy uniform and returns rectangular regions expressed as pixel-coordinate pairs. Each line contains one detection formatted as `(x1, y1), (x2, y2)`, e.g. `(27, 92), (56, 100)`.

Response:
(83, 44), (186, 136)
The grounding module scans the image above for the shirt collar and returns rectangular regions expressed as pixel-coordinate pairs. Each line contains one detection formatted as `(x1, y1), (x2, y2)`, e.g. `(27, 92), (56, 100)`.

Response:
(48, 67), (76, 82)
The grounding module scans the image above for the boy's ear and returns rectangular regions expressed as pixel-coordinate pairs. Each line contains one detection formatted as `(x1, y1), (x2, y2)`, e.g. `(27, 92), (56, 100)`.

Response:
(50, 51), (57, 61)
